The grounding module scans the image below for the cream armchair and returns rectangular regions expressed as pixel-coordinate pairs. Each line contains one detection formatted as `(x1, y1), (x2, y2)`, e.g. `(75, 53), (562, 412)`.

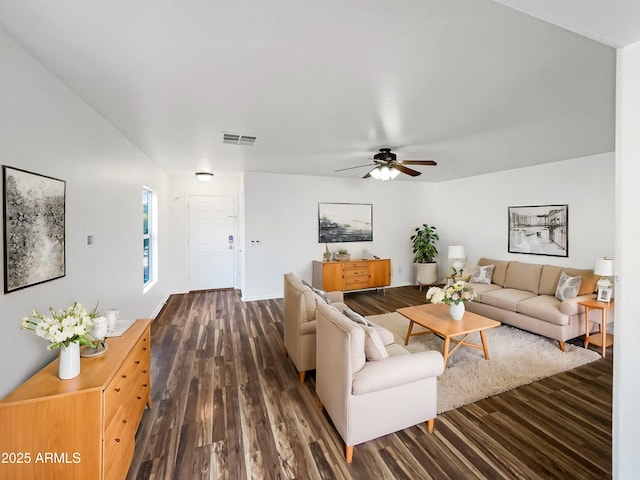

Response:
(283, 272), (344, 382)
(315, 302), (444, 463)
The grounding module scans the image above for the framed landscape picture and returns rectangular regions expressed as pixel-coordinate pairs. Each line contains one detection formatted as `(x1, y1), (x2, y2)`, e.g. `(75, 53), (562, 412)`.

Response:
(318, 203), (373, 243)
(508, 204), (568, 257)
(3, 166), (66, 293)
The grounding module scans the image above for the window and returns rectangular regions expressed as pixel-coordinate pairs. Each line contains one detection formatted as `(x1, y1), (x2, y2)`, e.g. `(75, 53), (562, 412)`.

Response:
(143, 187), (157, 289)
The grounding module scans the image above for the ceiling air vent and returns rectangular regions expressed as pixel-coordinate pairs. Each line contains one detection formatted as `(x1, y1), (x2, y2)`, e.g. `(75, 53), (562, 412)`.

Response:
(223, 133), (257, 146)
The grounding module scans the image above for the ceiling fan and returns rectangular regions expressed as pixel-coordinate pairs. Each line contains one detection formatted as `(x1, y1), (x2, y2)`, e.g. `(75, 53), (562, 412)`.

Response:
(336, 148), (437, 180)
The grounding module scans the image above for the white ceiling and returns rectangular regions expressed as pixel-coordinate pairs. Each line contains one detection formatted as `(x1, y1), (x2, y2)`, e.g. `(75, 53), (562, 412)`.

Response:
(0, 0), (635, 182)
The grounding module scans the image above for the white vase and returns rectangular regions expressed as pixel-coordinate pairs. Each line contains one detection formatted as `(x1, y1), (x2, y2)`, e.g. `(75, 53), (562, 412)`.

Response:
(449, 302), (465, 320)
(58, 342), (81, 380)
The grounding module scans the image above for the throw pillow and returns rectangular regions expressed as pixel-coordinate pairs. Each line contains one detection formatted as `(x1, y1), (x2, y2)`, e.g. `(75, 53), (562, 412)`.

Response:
(342, 306), (373, 326)
(469, 264), (495, 285)
(301, 279), (330, 304)
(361, 325), (389, 361)
(555, 272), (582, 301)
(373, 325), (395, 346)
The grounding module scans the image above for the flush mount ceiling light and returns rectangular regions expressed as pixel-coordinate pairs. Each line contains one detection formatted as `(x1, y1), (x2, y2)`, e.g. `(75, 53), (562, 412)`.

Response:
(195, 171), (214, 182)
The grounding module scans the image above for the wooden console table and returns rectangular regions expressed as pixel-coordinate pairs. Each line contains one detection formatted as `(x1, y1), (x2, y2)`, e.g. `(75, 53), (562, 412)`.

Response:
(312, 258), (391, 292)
(0, 319), (151, 480)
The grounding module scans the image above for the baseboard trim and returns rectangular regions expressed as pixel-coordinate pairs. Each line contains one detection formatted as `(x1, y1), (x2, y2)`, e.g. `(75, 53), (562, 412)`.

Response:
(241, 293), (283, 302)
(150, 294), (171, 319)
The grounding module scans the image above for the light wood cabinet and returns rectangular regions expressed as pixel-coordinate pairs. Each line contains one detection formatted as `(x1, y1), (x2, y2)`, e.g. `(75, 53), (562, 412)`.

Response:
(0, 319), (151, 480)
(312, 259), (391, 292)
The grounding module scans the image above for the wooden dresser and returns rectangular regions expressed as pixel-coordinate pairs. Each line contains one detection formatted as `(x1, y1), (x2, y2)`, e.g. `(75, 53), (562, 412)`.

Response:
(0, 319), (151, 480)
(312, 258), (391, 292)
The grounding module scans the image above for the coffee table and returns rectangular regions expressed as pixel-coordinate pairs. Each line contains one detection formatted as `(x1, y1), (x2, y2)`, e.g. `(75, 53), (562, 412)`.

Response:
(396, 303), (501, 366)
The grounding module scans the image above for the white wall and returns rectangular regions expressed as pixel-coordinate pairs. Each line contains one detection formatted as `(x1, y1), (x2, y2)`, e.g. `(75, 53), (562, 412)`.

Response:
(241, 155), (614, 301)
(431, 154), (615, 277)
(0, 29), (171, 398)
(242, 172), (437, 300)
(614, 41), (640, 479)
(166, 173), (243, 293)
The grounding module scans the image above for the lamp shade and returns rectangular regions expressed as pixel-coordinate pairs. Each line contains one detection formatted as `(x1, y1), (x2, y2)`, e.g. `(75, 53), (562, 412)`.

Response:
(448, 245), (466, 259)
(594, 257), (614, 276)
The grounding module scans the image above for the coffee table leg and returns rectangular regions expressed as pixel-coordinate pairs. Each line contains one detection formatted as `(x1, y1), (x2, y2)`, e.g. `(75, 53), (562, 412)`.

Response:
(479, 330), (490, 360)
(404, 320), (415, 345)
(442, 337), (450, 366)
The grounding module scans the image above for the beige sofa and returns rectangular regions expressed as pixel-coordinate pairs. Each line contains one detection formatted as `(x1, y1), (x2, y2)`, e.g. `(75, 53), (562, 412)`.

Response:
(315, 302), (444, 463)
(465, 258), (598, 350)
(283, 272), (344, 382)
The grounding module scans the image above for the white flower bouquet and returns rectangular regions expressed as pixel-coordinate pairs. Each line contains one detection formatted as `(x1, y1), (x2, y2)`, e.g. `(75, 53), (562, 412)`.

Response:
(426, 281), (476, 305)
(21, 302), (100, 350)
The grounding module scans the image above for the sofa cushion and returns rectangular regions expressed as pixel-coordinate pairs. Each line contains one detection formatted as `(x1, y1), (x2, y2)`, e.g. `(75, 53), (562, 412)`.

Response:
(469, 264), (495, 284)
(373, 325), (395, 346)
(555, 272), (582, 301)
(361, 325), (389, 361)
(504, 261), (542, 294)
(539, 265), (563, 295)
(478, 258), (510, 286)
(481, 288), (537, 311)
(561, 267), (598, 295)
(468, 283), (502, 302)
(516, 295), (569, 326)
(539, 265), (597, 296)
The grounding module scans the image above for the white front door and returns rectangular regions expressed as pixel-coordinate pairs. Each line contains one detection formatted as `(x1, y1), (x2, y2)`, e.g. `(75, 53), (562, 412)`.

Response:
(188, 195), (235, 291)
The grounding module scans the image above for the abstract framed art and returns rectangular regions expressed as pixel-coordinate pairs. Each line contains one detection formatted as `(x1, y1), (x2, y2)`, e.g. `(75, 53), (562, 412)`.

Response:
(508, 204), (568, 257)
(318, 203), (373, 243)
(3, 166), (66, 293)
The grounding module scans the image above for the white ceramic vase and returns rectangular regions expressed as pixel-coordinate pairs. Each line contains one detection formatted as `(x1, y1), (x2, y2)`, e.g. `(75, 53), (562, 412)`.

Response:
(449, 301), (465, 321)
(58, 341), (81, 380)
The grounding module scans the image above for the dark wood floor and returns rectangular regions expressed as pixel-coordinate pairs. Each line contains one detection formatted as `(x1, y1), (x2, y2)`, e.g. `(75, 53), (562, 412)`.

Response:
(127, 286), (612, 480)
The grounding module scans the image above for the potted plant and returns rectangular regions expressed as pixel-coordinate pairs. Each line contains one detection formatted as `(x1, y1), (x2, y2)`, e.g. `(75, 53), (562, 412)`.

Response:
(410, 224), (439, 288)
(335, 248), (350, 261)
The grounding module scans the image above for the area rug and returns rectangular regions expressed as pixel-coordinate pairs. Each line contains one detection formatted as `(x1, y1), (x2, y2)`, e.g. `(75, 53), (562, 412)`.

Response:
(366, 312), (601, 413)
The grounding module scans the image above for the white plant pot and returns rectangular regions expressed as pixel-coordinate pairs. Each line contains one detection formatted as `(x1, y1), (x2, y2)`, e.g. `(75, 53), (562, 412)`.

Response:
(416, 262), (438, 288)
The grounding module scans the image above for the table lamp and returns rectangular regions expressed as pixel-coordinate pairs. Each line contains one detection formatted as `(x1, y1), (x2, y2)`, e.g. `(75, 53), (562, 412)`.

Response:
(448, 245), (466, 277)
(594, 257), (614, 291)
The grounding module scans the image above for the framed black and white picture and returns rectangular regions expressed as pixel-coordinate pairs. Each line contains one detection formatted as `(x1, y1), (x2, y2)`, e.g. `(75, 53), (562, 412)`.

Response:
(318, 203), (373, 243)
(3, 166), (66, 293)
(508, 204), (568, 257)
(597, 287), (612, 303)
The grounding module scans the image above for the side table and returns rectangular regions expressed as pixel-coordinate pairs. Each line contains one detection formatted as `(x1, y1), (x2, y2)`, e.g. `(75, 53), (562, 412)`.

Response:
(579, 298), (614, 357)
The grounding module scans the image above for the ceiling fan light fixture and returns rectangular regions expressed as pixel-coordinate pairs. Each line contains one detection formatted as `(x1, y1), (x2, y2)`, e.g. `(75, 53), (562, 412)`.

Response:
(195, 171), (214, 182)
(370, 165), (400, 181)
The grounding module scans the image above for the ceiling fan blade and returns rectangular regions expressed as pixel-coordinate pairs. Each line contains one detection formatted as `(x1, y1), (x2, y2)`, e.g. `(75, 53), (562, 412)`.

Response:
(400, 160), (437, 166)
(393, 163), (422, 177)
(335, 163), (375, 172)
